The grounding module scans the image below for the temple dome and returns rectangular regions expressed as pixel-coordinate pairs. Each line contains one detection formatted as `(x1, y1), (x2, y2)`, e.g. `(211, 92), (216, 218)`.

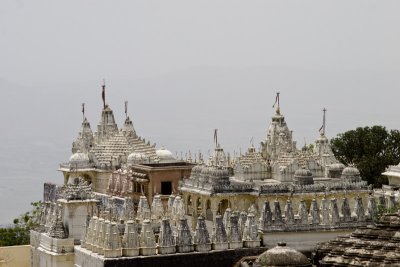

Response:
(254, 242), (311, 267)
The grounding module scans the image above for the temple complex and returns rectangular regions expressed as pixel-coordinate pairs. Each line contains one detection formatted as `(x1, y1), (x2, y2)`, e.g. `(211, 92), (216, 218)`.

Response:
(59, 85), (193, 204)
(30, 88), (400, 266)
(179, 95), (368, 230)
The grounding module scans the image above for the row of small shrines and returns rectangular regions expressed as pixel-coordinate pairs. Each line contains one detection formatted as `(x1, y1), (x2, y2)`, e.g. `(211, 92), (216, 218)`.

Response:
(68, 193), (395, 259)
(81, 213), (260, 258)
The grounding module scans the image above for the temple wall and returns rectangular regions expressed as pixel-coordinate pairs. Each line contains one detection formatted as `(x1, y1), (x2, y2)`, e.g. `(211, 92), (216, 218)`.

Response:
(0, 245), (30, 267)
(75, 245), (268, 267)
(60, 199), (97, 244)
(94, 172), (113, 194)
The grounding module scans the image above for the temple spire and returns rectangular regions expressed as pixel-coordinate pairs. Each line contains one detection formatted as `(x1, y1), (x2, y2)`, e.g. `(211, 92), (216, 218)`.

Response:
(319, 108), (327, 136)
(101, 79), (106, 109)
(272, 92), (280, 115)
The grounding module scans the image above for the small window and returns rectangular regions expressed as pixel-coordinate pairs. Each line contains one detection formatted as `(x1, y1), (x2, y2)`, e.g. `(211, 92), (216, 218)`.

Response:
(161, 181), (172, 195)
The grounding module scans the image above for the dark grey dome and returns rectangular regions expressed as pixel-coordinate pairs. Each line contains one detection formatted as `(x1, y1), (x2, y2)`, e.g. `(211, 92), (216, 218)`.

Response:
(255, 242), (311, 267)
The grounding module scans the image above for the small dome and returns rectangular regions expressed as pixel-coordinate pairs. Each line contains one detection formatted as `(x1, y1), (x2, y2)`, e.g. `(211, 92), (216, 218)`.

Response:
(294, 168), (313, 177)
(294, 168), (314, 185)
(69, 152), (90, 166)
(127, 152), (146, 164)
(255, 242), (311, 267)
(342, 166), (360, 176)
(329, 163), (346, 171)
(156, 147), (176, 161)
(191, 164), (203, 178)
(341, 166), (361, 182)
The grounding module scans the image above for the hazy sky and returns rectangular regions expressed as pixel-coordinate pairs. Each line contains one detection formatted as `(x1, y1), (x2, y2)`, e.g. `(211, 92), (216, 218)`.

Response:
(1, 1), (400, 83)
(1, 1), (400, 223)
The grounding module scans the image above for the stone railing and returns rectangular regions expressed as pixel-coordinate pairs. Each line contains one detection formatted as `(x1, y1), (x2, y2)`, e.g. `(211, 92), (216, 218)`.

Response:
(257, 193), (394, 234)
(258, 181), (368, 195)
(211, 183), (255, 194)
(59, 162), (96, 169)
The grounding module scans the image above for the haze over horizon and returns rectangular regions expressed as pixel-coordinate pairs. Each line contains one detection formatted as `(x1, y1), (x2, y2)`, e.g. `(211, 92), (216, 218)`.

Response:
(0, 0), (399, 224)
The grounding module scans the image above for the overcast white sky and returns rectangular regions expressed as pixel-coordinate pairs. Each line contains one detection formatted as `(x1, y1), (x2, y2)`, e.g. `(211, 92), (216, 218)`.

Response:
(0, 1), (400, 223)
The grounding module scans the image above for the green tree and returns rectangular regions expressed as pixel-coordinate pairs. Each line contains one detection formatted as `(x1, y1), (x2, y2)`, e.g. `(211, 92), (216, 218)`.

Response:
(0, 201), (43, 247)
(330, 126), (400, 187)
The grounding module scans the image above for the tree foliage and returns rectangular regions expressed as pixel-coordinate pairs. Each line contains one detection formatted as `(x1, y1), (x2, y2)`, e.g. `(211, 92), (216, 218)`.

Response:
(330, 126), (400, 187)
(0, 201), (43, 247)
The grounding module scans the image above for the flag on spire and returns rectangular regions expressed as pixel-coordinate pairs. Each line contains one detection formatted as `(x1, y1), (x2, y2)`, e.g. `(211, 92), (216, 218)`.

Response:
(81, 103), (85, 120)
(214, 129), (218, 147)
(272, 92), (280, 108)
(125, 101), (128, 118)
(101, 79), (106, 109)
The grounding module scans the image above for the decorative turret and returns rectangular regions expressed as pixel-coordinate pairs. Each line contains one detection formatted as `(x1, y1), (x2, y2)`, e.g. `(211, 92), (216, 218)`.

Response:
(96, 104), (119, 144)
(367, 194), (377, 219)
(273, 199), (283, 225)
(297, 200), (308, 225)
(175, 217), (193, 253)
(137, 195), (151, 221)
(329, 198), (340, 225)
(139, 219), (157, 256)
(103, 222), (122, 258)
(47, 205), (68, 239)
(72, 115), (94, 154)
(172, 196), (185, 225)
(121, 197), (135, 222)
(94, 83), (118, 144)
(121, 101), (137, 138)
(122, 116), (137, 138)
(158, 218), (176, 254)
(284, 199), (295, 224)
(151, 194), (164, 221)
(212, 214), (228, 250)
(320, 197), (330, 225)
(242, 213), (260, 248)
(122, 220), (139, 257)
(227, 213), (242, 249)
(259, 200), (273, 231)
(261, 93), (296, 160)
(309, 198), (320, 225)
(238, 211), (248, 237)
(167, 194), (175, 218)
(194, 215), (211, 252)
(353, 196), (365, 222)
(340, 197), (351, 222)
(223, 207), (231, 229)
